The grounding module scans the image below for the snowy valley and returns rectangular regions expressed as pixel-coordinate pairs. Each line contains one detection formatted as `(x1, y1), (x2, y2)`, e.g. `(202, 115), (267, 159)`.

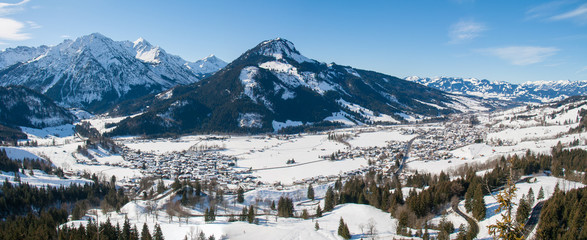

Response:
(1, 94), (586, 239)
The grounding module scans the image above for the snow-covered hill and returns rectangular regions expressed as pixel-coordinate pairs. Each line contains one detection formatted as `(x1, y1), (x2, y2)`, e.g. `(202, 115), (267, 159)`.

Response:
(406, 76), (587, 103)
(110, 38), (498, 136)
(0, 33), (227, 112)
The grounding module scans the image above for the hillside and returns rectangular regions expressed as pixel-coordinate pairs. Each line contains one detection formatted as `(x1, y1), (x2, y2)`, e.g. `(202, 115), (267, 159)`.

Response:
(0, 86), (75, 129)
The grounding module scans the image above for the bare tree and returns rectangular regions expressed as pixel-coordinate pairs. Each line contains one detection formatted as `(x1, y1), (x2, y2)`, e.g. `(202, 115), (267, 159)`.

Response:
(367, 218), (378, 239)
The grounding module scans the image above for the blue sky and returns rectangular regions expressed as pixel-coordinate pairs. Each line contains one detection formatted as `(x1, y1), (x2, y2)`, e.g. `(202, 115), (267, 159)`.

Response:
(0, 0), (586, 83)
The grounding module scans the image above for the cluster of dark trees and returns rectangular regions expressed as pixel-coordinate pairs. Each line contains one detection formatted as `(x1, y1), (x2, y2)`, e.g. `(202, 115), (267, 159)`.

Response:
(0, 149), (131, 239)
(58, 218), (165, 240)
(277, 196), (294, 217)
(204, 207), (216, 222)
(511, 146), (587, 183)
(75, 121), (120, 154)
(0, 178), (129, 239)
(536, 186), (586, 239)
(0, 123), (27, 144)
(464, 173), (486, 221)
(237, 205), (255, 223)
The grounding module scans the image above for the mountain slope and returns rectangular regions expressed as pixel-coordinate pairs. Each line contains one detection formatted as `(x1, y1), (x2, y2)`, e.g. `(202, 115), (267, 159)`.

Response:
(0, 86), (75, 128)
(110, 38), (493, 136)
(406, 76), (587, 103)
(0, 33), (227, 112)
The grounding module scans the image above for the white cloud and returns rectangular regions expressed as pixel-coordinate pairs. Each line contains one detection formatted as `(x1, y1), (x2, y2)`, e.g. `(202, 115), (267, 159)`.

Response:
(0, 0), (33, 41)
(480, 46), (559, 66)
(550, 3), (587, 23)
(60, 34), (71, 39)
(449, 20), (486, 44)
(0, 17), (30, 40)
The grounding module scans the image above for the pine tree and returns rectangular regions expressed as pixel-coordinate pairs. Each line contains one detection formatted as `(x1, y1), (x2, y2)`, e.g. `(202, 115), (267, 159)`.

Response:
(301, 209), (309, 219)
(488, 159), (524, 240)
(237, 187), (244, 203)
(157, 179), (166, 194)
(153, 224), (164, 240)
(270, 200), (275, 210)
(338, 217), (351, 239)
(316, 205), (322, 217)
(240, 206), (247, 221)
(422, 223), (429, 240)
(516, 198), (531, 225)
(194, 180), (201, 196)
(307, 184), (315, 200)
(141, 223), (152, 240)
(324, 187), (335, 212)
(171, 178), (181, 190)
(472, 185), (486, 220)
(123, 216), (131, 240)
(527, 188), (535, 206)
(315, 221), (320, 230)
(537, 186), (544, 200)
(131, 225), (139, 240)
(247, 205), (255, 223)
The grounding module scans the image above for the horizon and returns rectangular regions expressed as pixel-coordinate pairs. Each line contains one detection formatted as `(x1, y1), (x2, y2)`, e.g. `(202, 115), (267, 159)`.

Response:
(1, 0), (586, 84)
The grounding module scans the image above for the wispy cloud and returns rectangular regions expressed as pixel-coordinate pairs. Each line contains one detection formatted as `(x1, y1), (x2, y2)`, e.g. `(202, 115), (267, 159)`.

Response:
(479, 46), (559, 66)
(0, 0), (32, 41)
(526, 1), (568, 20)
(449, 19), (486, 44)
(550, 3), (587, 23)
(577, 65), (587, 74)
(60, 34), (71, 39)
(527, 1), (587, 24)
(0, 0), (30, 16)
(26, 20), (40, 29)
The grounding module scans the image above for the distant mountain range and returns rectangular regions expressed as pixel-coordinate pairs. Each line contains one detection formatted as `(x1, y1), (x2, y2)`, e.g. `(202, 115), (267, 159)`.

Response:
(1, 33), (584, 136)
(109, 38), (497, 136)
(0, 33), (227, 112)
(405, 76), (587, 103)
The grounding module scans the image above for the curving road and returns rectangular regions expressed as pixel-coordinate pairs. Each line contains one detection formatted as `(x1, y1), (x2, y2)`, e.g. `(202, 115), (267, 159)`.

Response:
(452, 201), (479, 239)
(394, 136), (418, 176)
(522, 200), (545, 239)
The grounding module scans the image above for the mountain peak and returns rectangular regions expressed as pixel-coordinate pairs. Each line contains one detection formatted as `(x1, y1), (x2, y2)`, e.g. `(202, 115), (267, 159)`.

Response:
(78, 32), (109, 42)
(133, 37), (152, 48)
(254, 38), (311, 63)
(187, 54), (228, 75)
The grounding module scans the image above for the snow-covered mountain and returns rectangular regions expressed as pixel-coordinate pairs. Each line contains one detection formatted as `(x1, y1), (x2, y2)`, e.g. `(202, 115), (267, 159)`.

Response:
(0, 86), (75, 128)
(0, 33), (227, 112)
(110, 38), (497, 136)
(187, 54), (228, 77)
(406, 76), (587, 103)
(0, 45), (50, 69)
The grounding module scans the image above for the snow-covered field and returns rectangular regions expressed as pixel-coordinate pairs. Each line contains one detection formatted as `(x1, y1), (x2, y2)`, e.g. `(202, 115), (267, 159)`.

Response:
(0, 169), (92, 187)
